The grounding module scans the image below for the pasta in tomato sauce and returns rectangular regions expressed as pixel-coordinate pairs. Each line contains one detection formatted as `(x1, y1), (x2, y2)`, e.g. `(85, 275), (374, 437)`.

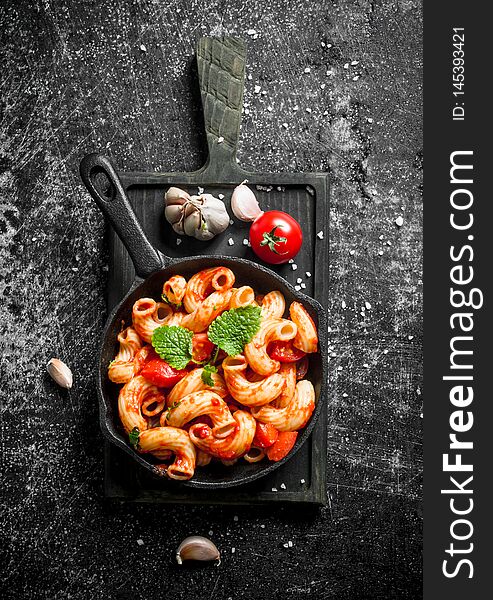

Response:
(108, 266), (319, 480)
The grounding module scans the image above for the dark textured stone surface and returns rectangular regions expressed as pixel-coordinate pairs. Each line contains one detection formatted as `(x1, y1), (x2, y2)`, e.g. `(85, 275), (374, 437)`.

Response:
(0, 1), (422, 598)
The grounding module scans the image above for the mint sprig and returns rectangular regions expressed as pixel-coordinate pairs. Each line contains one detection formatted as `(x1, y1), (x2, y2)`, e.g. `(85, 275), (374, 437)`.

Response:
(152, 325), (193, 370)
(201, 364), (218, 387)
(129, 427), (140, 449)
(207, 306), (262, 356)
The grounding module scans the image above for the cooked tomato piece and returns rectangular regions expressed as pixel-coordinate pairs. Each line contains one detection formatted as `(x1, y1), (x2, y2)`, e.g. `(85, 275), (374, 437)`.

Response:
(268, 340), (306, 363)
(295, 355), (309, 380)
(252, 422), (279, 449)
(266, 431), (299, 462)
(141, 357), (188, 388)
(192, 333), (215, 363)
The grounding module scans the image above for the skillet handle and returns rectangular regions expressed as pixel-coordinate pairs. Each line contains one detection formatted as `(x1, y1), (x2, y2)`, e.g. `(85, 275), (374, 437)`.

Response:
(196, 37), (247, 179)
(79, 153), (165, 279)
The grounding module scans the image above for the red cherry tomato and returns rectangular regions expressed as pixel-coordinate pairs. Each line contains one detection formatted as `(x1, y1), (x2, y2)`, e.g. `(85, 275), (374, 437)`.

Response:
(252, 422), (279, 449)
(295, 355), (309, 380)
(249, 211), (303, 264)
(268, 340), (306, 363)
(141, 357), (188, 388)
(192, 333), (215, 363)
(266, 431), (299, 462)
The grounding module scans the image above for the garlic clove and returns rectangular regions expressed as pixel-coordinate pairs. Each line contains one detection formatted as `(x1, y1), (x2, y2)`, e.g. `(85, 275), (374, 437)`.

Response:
(46, 358), (73, 389)
(172, 221), (185, 235)
(165, 205), (183, 225)
(231, 181), (263, 222)
(165, 187), (190, 206)
(184, 209), (202, 237)
(176, 536), (221, 565)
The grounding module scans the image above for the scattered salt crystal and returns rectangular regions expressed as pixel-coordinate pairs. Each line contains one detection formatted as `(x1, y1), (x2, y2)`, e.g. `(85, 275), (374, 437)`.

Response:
(343, 63), (349, 69)
(379, 234), (384, 240)
(327, 326), (332, 332)
(294, 285), (301, 291)
(228, 238), (235, 246)
(304, 67), (311, 74)
(271, 487), (278, 492)
(363, 363), (369, 368)
(367, 117), (374, 123)
(341, 300), (346, 309)
(280, 483), (286, 490)
(247, 74), (252, 80)
(137, 539), (144, 546)
(327, 43), (332, 48)
(338, 366), (343, 372)
(383, 349), (389, 354)
(326, 70), (334, 76)
(261, 524), (266, 528)
(342, 393), (348, 398)
(217, 136), (224, 143)
(386, 241), (392, 246)
(352, 76), (360, 81)
(261, 90), (267, 95)
(297, 277), (302, 284)
(282, 122), (289, 129)
(351, 60), (359, 66)
(317, 231), (324, 239)
(288, 541), (293, 547)
(320, 83), (326, 89)
(242, 239), (249, 246)
(176, 238), (182, 245)
(198, 186), (204, 194)
(209, 530), (213, 536)
(321, 41), (325, 47)
(72, 267), (79, 272)
(140, 44), (147, 52)
(306, 271), (312, 277)
(283, 543), (289, 548)
(254, 85), (261, 94)
(301, 283), (306, 289)
(408, 335), (414, 340)
(306, 107), (312, 113)
(267, 105), (273, 112)
(218, 193), (224, 199)
(247, 29), (256, 35)
(323, 110), (328, 115)
(233, 515), (239, 521)
(365, 301), (372, 310)
(244, 108), (250, 115)
(291, 264), (298, 271)
(395, 216), (404, 227)
(293, 105), (299, 111)
(231, 547), (236, 553)
(378, 250), (384, 256)
(300, 479), (306, 484)
(349, 249), (355, 255)
(229, 219), (234, 225)
(288, 259), (294, 263)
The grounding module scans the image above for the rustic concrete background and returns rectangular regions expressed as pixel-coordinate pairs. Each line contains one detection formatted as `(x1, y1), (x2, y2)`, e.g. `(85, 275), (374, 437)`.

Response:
(0, 0), (422, 598)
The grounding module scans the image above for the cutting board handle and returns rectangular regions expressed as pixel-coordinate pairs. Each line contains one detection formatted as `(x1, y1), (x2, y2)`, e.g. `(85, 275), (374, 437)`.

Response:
(196, 37), (247, 179)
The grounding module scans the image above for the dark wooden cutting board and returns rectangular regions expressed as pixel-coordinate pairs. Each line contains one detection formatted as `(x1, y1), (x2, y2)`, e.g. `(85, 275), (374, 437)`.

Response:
(103, 37), (329, 505)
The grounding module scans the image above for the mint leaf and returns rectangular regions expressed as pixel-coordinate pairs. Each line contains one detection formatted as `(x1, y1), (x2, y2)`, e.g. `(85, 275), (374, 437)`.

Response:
(129, 427), (140, 449)
(152, 325), (193, 370)
(208, 306), (262, 356)
(201, 364), (217, 387)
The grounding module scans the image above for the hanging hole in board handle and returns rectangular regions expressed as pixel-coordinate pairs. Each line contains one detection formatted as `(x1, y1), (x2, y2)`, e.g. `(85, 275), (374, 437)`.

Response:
(91, 168), (115, 202)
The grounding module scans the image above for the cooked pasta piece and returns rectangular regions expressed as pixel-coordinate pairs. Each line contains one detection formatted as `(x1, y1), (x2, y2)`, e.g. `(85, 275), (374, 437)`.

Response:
(244, 447), (266, 463)
(261, 291), (286, 319)
(229, 286), (255, 309)
(244, 318), (297, 376)
(138, 427), (196, 480)
(132, 298), (174, 343)
(108, 327), (143, 384)
(196, 449), (212, 467)
(189, 410), (256, 460)
(183, 267), (235, 313)
(162, 275), (187, 305)
(251, 379), (316, 432)
(222, 355), (285, 406)
(289, 302), (318, 353)
(274, 362), (297, 408)
(167, 367), (228, 405)
(118, 375), (165, 434)
(163, 390), (237, 439)
(180, 289), (232, 332)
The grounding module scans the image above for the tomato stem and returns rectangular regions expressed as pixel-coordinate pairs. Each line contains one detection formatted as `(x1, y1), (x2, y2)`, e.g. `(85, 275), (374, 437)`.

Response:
(260, 226), (288, 255)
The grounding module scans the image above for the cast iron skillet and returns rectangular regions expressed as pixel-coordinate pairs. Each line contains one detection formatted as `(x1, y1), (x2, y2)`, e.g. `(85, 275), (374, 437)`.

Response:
(80, 152), (327, 488)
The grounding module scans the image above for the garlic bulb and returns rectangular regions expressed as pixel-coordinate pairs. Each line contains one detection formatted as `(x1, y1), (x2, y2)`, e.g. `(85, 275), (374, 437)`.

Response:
(176, 536), (221, 565)
(231, 180), (263, 222)
(46, 358), (73, 389)
(164, 187), (230, 241)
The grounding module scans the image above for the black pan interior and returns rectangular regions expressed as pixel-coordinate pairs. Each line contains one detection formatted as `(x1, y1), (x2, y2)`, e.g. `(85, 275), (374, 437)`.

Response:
(99, 255), (327, 488)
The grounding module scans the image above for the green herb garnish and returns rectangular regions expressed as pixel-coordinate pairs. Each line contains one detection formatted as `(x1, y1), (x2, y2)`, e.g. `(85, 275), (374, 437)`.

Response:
(201, 364), (218, 387)
(152, 325), (193, 370)
(129, 427), (140, 449)
(165, 401), (182, 421)
(207, 306), (262, 356)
